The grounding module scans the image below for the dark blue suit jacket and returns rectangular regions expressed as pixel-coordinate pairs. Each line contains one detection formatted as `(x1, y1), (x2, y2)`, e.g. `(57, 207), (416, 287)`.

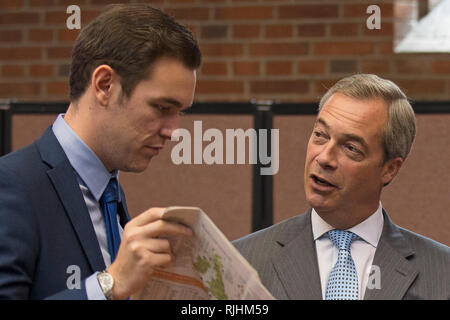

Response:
(0, 127), (130, 299)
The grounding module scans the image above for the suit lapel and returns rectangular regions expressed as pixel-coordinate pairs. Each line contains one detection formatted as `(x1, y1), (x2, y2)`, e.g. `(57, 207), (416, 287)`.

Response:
(364, 210), (418, 300)
(271, 210), (322, 299)
(37, 128), (106, 272)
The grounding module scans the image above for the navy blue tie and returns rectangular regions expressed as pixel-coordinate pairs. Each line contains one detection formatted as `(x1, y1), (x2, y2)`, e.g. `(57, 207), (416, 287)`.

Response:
(100, 178), (121, 263)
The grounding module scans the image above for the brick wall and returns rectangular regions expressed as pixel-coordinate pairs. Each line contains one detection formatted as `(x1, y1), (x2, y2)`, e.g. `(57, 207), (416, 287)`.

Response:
(0, 0), (449, 103)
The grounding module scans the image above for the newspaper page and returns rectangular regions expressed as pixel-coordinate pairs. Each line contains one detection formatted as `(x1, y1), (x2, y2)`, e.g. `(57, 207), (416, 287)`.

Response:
(131, 206), (275, 300)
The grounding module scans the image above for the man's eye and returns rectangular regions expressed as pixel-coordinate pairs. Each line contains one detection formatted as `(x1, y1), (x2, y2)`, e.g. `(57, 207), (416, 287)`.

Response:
(313, 131), (326, 140)
(155, 104), (170, 112)
(345, 144), (360, 154)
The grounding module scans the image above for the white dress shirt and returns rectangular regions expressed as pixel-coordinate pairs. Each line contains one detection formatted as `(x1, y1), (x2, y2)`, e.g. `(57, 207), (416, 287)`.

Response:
(311, 203), (384, 300)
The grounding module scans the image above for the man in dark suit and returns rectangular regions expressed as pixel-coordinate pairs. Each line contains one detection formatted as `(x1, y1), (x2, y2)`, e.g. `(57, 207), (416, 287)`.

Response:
(0, 4), (201, 299)
(234, 74), (450, 300)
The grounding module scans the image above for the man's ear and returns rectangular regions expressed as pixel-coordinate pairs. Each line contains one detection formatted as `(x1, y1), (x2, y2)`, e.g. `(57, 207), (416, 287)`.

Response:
(381, 157), (403, 187)
(91, 64), (117, 106)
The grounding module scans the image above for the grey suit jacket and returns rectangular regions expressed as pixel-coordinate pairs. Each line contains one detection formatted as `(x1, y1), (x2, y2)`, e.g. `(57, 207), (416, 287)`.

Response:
(233, 208), (450, 300)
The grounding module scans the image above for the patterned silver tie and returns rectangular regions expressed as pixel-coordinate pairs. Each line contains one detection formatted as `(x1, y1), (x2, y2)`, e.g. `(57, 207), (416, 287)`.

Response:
(325, 229), (359, 300)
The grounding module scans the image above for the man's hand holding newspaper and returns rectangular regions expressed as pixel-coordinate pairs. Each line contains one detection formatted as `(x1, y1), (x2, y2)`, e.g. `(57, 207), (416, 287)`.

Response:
(131, 206), (275, 300)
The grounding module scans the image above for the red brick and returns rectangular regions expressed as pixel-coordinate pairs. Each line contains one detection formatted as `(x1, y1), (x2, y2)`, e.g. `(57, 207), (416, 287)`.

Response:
(165, 8), (210, 21)
(46, 46), (72, 59)
(1, 65), (25, 77)
(46, 81), (69, 95)
(233, 61), (260, 76)
(0, 47), (41, 60)
(30, 64), (54, 77)
(233, 25), (260, 38)
(265, 61), (292, 75)
(215, 6), (273, 20)
(30, 0), (58, 7)
(395, 58), (429, 74)
(90, 0), (132, 5)
(297, 24), (325, 37)
(57, 0), (88, 5)
(200, 25), (228, 39)
(395, 79), (446, 94)
(44, 11), (67, 24)
(0, 30), (23, 42)
(330, 60), (358, 73)
(29, 29), (53, 42)
(361, 59), (391, 74)
(330, 23), (360, 37)
(394, 2), (416, 19)
(200, 61), (228, 76)
(250, 80), (309, 94)
(57, 29), (81, 42)
(0, 12), (40, 25)
(200, 43), (243, 57)
(265, 24), (292, 38)
(0, 83), (41, 96)
(313, 42), (374, 56)
(298, 60), (326, 74)
(279, 5), (338, 19)
(196, 80), (244, 94)
(58, 64), (70, 77)
(431, 61), (450, 74)
(378, 41), (393, 54)
(250, 42), (308, 56)
(315, 79), (340, 96)
(0, 0), (25, 9)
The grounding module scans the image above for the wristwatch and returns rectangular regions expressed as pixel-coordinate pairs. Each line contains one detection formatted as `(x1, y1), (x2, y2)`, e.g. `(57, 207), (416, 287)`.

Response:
(97, 270), (114, 300)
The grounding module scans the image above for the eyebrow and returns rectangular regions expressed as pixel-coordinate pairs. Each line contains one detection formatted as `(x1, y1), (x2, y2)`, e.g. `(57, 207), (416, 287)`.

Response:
(149, 97), (185, 109)
(315, 117), (369, 152)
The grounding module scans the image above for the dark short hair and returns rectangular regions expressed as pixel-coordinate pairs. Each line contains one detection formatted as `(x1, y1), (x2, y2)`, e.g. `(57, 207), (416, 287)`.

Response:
(69, 4), (201, 102)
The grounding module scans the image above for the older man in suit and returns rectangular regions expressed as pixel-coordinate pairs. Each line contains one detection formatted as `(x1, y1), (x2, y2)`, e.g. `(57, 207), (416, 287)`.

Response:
(234, 74), (450, 300)
(0, 4), (200, 299)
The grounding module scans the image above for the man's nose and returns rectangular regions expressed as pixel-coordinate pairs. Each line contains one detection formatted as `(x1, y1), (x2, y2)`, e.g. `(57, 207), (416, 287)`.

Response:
(316, 143), (338, 170)
(160, 113), (180, 139)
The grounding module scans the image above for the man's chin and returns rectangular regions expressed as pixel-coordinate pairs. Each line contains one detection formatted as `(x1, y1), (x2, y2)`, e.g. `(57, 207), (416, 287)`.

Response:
(120, 158), (153, 173)
(306, 193), (336, 212)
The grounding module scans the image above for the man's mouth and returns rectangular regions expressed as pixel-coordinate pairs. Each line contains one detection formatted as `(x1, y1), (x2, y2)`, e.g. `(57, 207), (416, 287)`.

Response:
(145, 145), (163, 155)
(310, 174), (337, 188)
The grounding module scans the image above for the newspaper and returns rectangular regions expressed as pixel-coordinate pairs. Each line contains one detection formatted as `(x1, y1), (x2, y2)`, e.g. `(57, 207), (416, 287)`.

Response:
(131, 206), (275, 300)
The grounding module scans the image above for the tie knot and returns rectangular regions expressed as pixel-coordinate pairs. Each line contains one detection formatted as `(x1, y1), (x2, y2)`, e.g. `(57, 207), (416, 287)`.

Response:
(101, 178), (118, 204)
(328, 229), (358, 251)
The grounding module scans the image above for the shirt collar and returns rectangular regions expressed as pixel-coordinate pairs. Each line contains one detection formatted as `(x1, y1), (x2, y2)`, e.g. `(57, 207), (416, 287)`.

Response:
(311, 202), (384, 248)
(52, 113), (120, 202)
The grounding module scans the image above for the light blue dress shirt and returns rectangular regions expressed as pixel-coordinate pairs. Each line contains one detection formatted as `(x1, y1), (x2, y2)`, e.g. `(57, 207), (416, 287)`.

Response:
(52, 114), (124, 300)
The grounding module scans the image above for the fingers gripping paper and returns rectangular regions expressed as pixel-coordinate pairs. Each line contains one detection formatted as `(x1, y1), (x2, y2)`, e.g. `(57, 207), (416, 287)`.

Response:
(131, 207), (275, 300)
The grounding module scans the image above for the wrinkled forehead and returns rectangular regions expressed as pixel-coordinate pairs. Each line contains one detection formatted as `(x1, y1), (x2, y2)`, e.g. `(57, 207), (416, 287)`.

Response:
(317, 93), (388, 138)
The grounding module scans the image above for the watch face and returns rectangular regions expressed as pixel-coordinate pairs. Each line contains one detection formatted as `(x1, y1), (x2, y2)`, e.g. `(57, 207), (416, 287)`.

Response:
(98, 272), (114, 299)
(100, 273), (113, 287)
(98, 272), (114, 291)
(101, 274), (113, 287)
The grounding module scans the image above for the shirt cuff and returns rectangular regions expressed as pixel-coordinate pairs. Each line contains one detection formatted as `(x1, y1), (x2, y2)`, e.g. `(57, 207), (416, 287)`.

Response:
(85, 272), (106, 300)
